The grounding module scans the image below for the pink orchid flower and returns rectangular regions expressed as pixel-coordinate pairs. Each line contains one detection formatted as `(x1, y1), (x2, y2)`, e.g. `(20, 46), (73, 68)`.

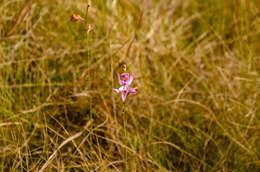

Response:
(113, 73), (136, 102)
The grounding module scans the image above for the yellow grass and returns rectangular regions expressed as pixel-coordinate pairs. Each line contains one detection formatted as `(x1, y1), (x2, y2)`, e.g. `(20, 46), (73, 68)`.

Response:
(0, 0), (259, 171)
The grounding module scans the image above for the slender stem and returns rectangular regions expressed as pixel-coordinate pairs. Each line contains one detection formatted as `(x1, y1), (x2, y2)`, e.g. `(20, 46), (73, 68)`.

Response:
(122, 102), (128, 170)
(86, 4), (91, 115)
(87, 33), (92, 140)
(85, 1), (93, 159)
(110, 27), (117, 126)
(85, 4), (89, 23)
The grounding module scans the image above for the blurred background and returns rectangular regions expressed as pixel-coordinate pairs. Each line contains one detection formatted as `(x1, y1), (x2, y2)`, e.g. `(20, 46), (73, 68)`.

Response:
(0, 0), (260, 171)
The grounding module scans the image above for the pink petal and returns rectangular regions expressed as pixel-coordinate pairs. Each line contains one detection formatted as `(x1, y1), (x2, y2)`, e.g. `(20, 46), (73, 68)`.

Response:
(117, 74), (123, 85)
(113, 88), (120, 93)
(121, 91), (128, 102)
(128, 87), (136, 94)
(127, 74), (134, 85)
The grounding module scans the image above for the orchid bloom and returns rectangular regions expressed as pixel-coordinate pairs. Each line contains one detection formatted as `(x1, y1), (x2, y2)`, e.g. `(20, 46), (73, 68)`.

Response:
(113, 73), (136, 102)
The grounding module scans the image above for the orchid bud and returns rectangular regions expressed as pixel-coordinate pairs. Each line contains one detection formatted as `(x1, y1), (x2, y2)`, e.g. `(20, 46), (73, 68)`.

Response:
(123, 64), (127, 72)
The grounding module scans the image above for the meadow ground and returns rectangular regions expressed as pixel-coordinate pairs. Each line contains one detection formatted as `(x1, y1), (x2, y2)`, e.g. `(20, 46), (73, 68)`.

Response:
(0, 0), (260, 171)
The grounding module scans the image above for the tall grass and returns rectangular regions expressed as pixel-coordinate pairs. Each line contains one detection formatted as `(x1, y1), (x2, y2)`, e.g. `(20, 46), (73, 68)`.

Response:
(0, 0), (260, 171)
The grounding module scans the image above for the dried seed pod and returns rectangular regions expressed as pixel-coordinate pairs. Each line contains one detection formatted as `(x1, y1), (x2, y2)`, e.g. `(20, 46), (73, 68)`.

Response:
(70, 14), (85, 21)
(87, 24), (95, 34)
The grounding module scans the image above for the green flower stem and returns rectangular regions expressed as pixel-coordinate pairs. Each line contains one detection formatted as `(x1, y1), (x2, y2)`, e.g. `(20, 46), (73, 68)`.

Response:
(123, 102), (128, 170)
(85, 2), (93, 160)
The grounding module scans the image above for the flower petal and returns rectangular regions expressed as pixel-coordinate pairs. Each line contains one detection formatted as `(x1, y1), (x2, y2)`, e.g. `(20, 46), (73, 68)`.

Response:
(121, 91), (128, 102)
(113, 88), (120, 93)
(117, 74), (123, 85)
(127, 74), (134, 85)
(128, 87), (136, 94)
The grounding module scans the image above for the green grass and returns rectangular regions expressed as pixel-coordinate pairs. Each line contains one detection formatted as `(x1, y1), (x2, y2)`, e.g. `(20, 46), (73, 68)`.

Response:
(0, 0), (260, 171)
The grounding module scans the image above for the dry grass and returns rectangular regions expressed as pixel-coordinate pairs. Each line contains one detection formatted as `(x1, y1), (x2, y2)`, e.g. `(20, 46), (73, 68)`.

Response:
(0, 0), (260, 171)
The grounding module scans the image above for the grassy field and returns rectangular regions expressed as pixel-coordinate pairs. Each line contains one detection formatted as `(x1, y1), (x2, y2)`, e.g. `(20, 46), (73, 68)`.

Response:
(0, 0), (260, 171)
